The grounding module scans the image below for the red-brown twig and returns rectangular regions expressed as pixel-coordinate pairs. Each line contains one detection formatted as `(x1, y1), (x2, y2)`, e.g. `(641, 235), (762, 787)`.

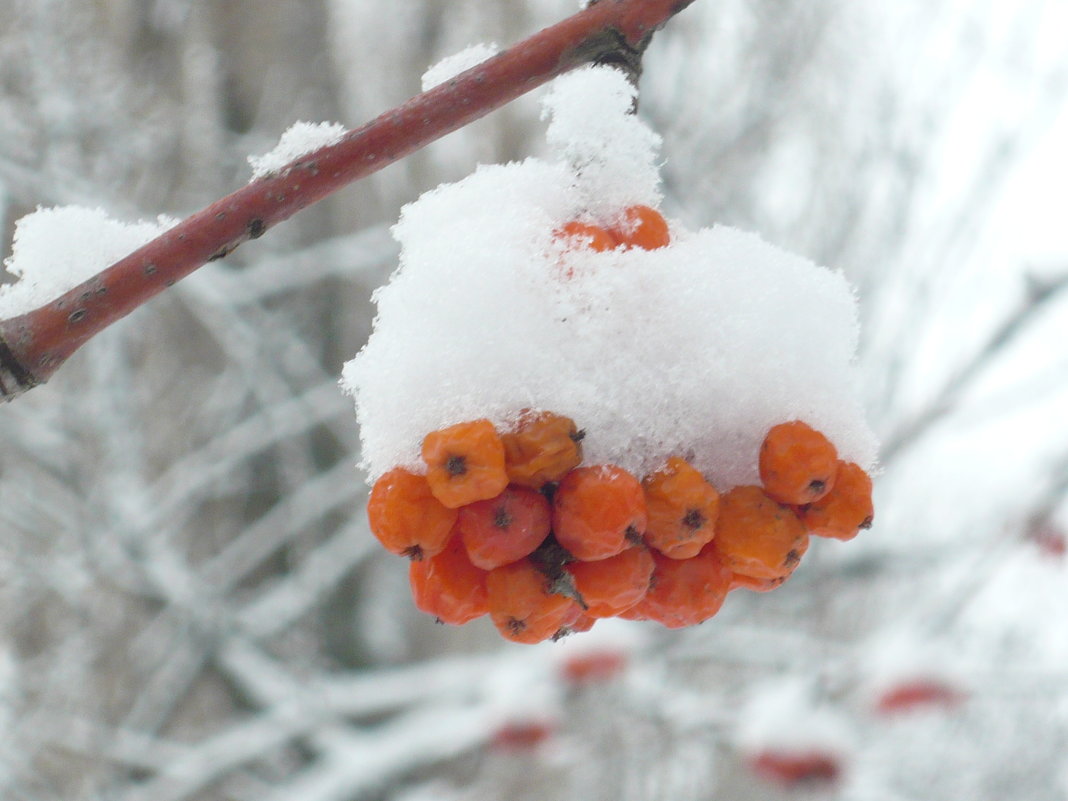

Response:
(0, 0), (696, 402)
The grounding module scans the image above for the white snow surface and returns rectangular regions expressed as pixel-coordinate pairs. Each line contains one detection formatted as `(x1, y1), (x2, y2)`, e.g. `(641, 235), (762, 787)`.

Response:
(421, 43), (500, 92)
(248, 120), (347, 179)
(0, 206), (176, 318)
(736, 679), (853, 755)
(343, 67), (877, 486)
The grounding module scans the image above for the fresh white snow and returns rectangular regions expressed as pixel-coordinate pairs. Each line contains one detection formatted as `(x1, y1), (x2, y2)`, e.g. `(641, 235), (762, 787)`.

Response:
(248, 121), (347, 180)
(0, 206), (176, 318)
(421, 43), (500, 92)
(343, 66), (878, 487)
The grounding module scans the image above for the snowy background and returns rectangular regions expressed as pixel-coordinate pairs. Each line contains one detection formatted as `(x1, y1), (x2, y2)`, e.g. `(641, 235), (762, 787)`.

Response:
(1, 1), (1067, 800)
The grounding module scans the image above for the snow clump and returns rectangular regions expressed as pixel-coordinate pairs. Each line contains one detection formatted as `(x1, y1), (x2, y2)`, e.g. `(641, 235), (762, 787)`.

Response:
(248, 121), (347, 180)
(421, 43), (500, 92)
(0, 206), (176, 318)
(342, 66), (877, 488)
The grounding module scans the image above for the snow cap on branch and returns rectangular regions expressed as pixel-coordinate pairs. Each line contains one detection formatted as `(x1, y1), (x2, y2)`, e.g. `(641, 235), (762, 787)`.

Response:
(247, 121), (347, 180)
(343, 66), (877, 487)
(421, 43), (501, 91)
(0, 206), (176, 318)
(542, 66), (662, 218)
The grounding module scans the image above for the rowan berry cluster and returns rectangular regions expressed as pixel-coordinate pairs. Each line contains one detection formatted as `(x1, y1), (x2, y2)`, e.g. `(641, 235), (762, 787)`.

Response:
(365, 206), (874, 644)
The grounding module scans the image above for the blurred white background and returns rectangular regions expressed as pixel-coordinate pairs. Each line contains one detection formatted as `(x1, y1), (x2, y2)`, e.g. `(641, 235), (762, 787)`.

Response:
(1, 1), (1067, 799)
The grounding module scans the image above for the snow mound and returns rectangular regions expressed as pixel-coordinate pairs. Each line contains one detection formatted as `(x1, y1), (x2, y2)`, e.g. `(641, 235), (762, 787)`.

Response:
(422, 43), (500, 91)
(0, 206), (176, 318)
(248, 120), (346, 179)
(342, 67), (877, 487)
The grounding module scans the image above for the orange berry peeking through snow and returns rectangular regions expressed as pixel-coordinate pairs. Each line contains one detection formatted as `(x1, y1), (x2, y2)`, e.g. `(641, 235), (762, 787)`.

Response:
(421, 419), (508, 509)
(642, 456), (720, 559)
(501, 410), (584, 489)
(759, 420), (839, 505)
(553, 465), (647, 562)
(609, 205), (671, 250)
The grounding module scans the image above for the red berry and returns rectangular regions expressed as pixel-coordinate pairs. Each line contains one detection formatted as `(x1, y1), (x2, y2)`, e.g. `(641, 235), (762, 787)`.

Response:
(748, 750), (841, 788)
(561, 651), (627, 686)
(486, 559), (581, 644)
(553, 221), (618, 253)
(490, 720), (555, 751)
(800, 461), (874, 541)
(566, 545), (655, 618)
(874, 679), (966, 715)
(409, 535), (489, 624)
(628, 546), (733, 628)
(501, 410), (584, 489)
(609, 205), (670, 250)
(553, 465), (647, 562)
(712, 486), (808, 580)
(422, 419), (508, 509)
(759, 420), (839, 505)
(642, 457), (720, 559)
(458, 486), (551, 569)
(367, 468), (458, 559)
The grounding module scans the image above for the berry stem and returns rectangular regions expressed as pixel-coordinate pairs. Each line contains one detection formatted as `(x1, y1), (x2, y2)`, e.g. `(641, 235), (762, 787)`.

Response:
(0, 0), (697, 403)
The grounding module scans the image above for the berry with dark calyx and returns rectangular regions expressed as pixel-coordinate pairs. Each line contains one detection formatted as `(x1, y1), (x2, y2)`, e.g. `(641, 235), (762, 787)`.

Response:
(458, 485), (552, 569)
(553, 465), (647, 562)
(759, 420), (839, 505)
(800, 461), (873, 541)
(565, 545), (655, 618)
(486, 558), (582, 644)
(609, 205), (671, 250)
(422, 419), (508, 508)
(713, 486), (809, 579)
(409, 534), (489, 625)
(367, 467), (458, 560)
(501, 409), (584, 489)
(628, 546), (733, 628)
(642, 456), (720, 559)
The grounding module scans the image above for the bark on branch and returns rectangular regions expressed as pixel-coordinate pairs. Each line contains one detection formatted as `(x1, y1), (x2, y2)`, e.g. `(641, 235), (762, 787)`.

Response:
(0, 0), (696, 402)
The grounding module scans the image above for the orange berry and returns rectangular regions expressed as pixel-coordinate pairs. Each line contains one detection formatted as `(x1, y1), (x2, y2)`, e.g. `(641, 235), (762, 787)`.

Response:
(422, 419), (508, 509)
(713, 486), (809, 579)
(409, 535), (489, 625)
(554, 221), (618, 252)
(562, 613), (597, 635)
(486, 559), (581, 644)
(501, 410), (584, 489)
(553, 465), (647, 561)
(628, 546), (733, 628)
(458, 486), (551, 569)
(367, 468), (458, 559)
(608, 205), (670, 250)
(642, 457), (720, 559)
(800, 461), (873, 541)
(566, 545), (655, 618)
(729, 572), (786, 593)
(759, 421), (839, 504)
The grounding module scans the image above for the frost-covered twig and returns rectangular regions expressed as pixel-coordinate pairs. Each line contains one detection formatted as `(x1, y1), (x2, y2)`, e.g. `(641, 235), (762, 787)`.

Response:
(0, 0), (695, 402)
